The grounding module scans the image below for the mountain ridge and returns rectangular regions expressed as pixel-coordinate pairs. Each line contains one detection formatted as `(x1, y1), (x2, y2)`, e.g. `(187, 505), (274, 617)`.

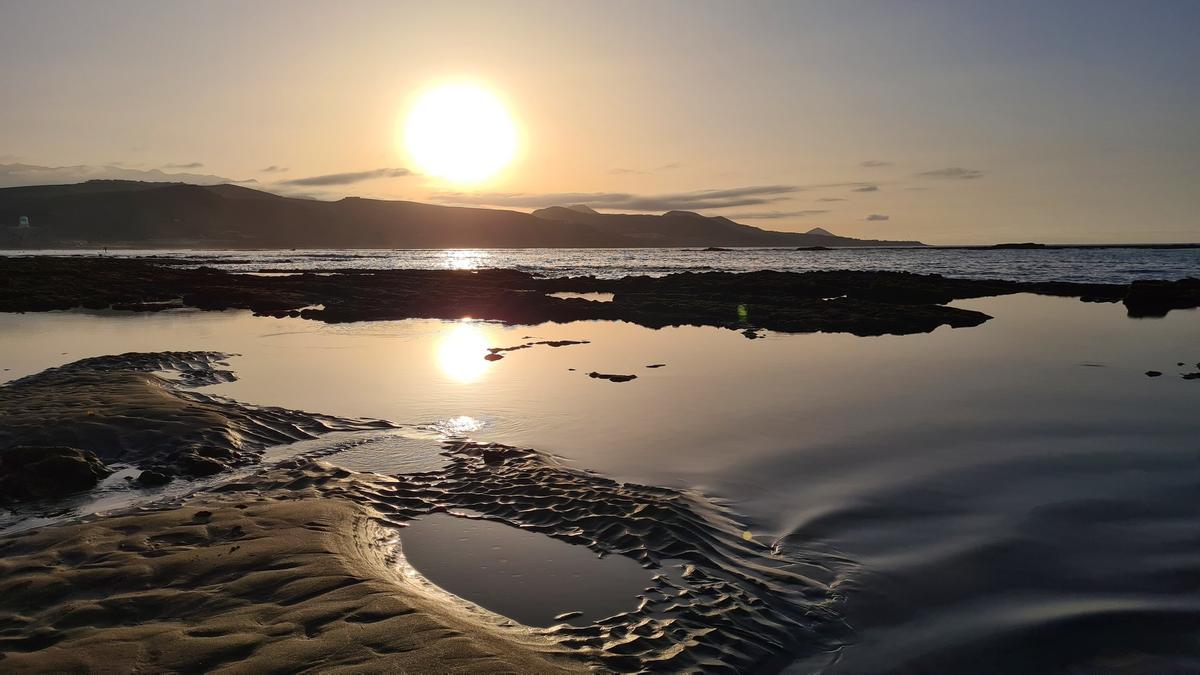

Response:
(0, 180), (926, 248)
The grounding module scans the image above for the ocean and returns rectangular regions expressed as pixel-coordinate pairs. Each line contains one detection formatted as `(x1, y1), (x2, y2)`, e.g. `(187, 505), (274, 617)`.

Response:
(5, 245), (1199, 283)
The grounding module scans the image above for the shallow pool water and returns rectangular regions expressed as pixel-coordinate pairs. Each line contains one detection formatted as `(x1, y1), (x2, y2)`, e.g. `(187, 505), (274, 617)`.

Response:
(399, 513), (653, 627)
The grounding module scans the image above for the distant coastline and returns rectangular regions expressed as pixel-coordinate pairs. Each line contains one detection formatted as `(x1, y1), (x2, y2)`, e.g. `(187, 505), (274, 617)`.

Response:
(0, 180), (924, 250)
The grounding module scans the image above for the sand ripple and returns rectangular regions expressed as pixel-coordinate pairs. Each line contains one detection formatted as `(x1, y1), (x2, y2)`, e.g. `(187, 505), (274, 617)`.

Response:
(237, 441), (851, 671)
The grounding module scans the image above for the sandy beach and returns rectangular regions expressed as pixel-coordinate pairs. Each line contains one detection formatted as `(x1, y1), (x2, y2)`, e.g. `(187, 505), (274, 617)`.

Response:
(0, 470), (580, 673)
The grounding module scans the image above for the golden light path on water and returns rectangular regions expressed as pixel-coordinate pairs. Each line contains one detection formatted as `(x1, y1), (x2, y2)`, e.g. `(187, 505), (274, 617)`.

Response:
(441, 249), (489, 270)
(435, 320), (492, 383)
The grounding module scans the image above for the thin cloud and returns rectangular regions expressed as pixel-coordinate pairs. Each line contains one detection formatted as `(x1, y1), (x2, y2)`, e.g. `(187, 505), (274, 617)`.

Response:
(439, 185), (799, 211)
(280, 167), (412, 187)
(162, 161), (204, 169)
(860, 160), (893, 168)
(260, 165), (289, 173)
(917, 167), (984, 180)
(816, 197), (847, 202)
(852, 185), (879, 192)
(0, 162), (238, 187)
(727, 210), (830, 220)
(608, 162), (681, 176)
(866, 213), (890, 221)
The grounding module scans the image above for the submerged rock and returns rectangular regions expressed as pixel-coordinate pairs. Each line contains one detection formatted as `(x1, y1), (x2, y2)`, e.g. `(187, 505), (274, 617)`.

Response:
(534, 340), (590, 348)
(1146, 371), (1163, 377)
(484, 339), (589, 361)
(135, 469), (173, 486)
(0, 446), (111, 503)
(588, 372), (637, 383)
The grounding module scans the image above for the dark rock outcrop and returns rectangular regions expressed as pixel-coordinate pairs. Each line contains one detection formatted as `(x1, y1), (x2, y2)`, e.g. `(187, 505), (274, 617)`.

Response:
(0, 446), (111, 503)
(0, 258), (1195, 340)
(1123, 279), (1200, 318)
(135, 469), (172, 486)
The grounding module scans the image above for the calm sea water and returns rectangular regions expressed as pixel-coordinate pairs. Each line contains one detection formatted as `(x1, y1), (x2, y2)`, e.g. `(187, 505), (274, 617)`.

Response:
(6, 246), (1200, 283)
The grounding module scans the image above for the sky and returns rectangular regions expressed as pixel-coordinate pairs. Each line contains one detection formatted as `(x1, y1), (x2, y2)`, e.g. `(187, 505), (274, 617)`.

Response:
(1, 0), (1197, 244)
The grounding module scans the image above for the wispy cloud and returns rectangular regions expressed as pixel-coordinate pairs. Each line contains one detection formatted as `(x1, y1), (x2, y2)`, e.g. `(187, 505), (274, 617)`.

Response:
(816, 197), (847, 202)
(0, 162), (238, 188)
(852, 185), (879, 192)
(608, 162), (681, 176)
(280, 167), (412, 187)
(860, 160), (893, 168)
(726, 209), (830, 220)
(260, 165), (289, 173)
(438, 184), (799, 211)
(866, 213), (890, 221)
(917, 167), (984, 180)
(162, 161), (204, 169)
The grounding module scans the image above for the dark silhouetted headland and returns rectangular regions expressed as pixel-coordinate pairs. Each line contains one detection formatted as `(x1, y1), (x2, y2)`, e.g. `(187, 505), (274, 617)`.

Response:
(0, 181), (924, 249)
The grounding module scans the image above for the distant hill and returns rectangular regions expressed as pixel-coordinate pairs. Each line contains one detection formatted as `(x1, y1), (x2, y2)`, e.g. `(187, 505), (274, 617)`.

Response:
(529, 206), (921, 247)
(0, 181), (925, 249)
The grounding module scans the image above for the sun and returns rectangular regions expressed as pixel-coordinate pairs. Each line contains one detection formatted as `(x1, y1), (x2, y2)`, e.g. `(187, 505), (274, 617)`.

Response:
(403, 83), (518, 185)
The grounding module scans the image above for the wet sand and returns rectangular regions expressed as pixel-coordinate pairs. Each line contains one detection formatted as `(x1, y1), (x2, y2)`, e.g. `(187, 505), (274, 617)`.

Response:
(0, 469), (579, 673)
(0, 351), (392, 487)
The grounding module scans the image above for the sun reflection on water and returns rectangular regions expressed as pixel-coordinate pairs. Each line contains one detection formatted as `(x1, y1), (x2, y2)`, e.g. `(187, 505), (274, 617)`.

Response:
(435, 320), (491, 383)
(431, 415), (486, 437)
(442, 249), (490, 271)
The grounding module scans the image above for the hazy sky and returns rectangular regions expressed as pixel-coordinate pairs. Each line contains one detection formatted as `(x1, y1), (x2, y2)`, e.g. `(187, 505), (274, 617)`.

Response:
(2, 0), (1197, 244)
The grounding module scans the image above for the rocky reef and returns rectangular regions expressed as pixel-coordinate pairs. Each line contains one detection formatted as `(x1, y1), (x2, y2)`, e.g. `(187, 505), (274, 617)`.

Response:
(3, 256), (1192, 337)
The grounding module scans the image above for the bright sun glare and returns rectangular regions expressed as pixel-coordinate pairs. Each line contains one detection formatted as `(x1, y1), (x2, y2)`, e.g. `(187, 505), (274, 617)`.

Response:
(404, 83), (518, 185)
(436, 321), (491, 383)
